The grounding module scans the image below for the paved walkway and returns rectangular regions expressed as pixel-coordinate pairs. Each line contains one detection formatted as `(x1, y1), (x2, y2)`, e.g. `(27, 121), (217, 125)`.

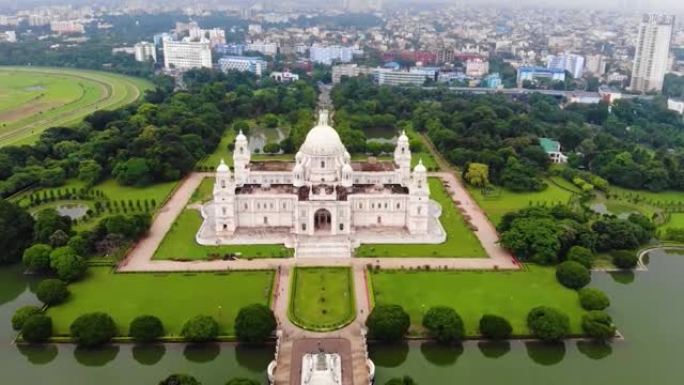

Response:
(118, 172), (210, 272)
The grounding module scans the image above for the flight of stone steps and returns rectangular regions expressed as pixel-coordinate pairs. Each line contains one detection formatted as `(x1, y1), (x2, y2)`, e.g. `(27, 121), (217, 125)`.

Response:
(295, 235), (352, 258)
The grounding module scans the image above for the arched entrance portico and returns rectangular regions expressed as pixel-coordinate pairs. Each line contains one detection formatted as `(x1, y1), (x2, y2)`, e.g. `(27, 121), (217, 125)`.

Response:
(314, 209), (332, 233)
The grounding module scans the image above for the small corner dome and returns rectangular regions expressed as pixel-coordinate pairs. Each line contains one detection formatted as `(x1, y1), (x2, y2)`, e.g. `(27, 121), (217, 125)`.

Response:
(414, 159), (426, 173)
(342, 163), (353, 173)
(299, 110), (346, 156)
(236, 129), (247, 141)
(217, 159), (230, 173)
(398, 130), (409, 143)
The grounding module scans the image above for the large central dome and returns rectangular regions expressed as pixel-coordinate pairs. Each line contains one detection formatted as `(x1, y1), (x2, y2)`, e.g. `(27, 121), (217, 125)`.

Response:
(299, 110), (346, 156)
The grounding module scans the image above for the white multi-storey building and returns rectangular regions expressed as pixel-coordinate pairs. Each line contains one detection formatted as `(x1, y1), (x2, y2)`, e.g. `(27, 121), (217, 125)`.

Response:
(630, 13), (675, 93)
(218, 56), (267, 76)
(465, 58), (489, 77)
(547, 53), (585, 79)
(246, 41), (278, 56)
(50, 20), (85, 34)
(199, 110), (445, 258)
(332, 64), (371, 84)
(585, 54), (607, 76)
(163, 40), (212, 70)
(134, 42), (157, 63)
(310, 45), (355, 65)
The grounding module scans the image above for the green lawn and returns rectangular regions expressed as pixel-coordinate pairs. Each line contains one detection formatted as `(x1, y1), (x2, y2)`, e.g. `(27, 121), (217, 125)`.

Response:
(289, 267), (355, 331)
(356, 177), (486, 258)
(467, 180), (576, 226)
(191, 177), (214, 204)
(46, 267), (274, 337)
(153, 209), (293, 260)
(662, 213), (684, 232)
(370, 265), (586, 337)
(92, 179), (178, 204)
(0, 66), (152, 146)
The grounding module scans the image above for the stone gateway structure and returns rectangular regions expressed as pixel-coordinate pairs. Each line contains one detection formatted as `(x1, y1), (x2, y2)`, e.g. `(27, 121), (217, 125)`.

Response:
(198, 110), (445, 257)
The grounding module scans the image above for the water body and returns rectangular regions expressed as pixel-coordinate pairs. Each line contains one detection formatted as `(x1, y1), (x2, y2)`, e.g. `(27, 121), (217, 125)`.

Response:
(56, 203), (89, 219)
(370, 249), (684, 384)
(0, 265), (272, 384)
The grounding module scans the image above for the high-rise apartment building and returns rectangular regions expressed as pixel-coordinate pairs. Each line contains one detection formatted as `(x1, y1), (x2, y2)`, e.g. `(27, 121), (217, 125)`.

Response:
(134, 42), (157, 63)
(630, 13), (675, 93)
(310, 45), (355, 65)
(163, 40), (212, 70)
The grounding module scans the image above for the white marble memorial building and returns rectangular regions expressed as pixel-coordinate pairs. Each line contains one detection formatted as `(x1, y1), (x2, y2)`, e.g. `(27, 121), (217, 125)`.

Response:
(198, 110), (445, 257)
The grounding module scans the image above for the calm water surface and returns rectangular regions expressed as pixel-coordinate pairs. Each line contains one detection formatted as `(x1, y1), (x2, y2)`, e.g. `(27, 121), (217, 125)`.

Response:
(370, 249), (684, 385)
(0, 265), (272, 385)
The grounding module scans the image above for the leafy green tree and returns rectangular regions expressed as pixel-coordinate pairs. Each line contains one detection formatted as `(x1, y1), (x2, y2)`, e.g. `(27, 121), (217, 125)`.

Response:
(366, 304), (410, 343)
(181, 315), (219, 343)
(112, 157), (153, 186)
(234, 304), (276, 344)
(612, 250), (638, 269)
(129, 315), (164, 342)
(36, 279), (69, 306)
(49, 246), (86, 282)
(22, 243), (53, 272)
(527, 306), (570, 341)
(233, 120), (250, 135)
(78, 160), (103, 186)
(34, 208), (72, 244)
(566, 246), (593, 268)
(12, 306), (42, 331)
(159, 374), (202, 385)
(21, 314), (52, 343)
(464, 163), (490, 187)
(67, 235), (88, 256)
(0, 200), (35, 264)
(422, 306), (464, 344)
(499, 217), (561, 265)
(70, 312), (117, 347)
(556, 261), (591, 289)
(479, 314), (512, 340)
(578, 288), (610, 311)
(582, 311), (616, 340)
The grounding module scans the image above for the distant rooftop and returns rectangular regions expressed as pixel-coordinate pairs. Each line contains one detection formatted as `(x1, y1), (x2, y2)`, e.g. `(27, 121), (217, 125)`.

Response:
(539, 137), (561, 153)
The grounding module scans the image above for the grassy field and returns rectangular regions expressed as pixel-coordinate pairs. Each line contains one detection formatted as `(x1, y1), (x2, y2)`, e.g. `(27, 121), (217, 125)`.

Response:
(662, 213), (684, 232)
(289, 267), (355, 331)
(153, 209), (293, 260)
(46, 268), (274, 337)
(467, 180), (576, 226)
(92, 179), (178, 204)
(191, 177), (215, 204)
(370, 265), (586, 337)
(356, 177), (486, 258)
(0, 66), (152, 146)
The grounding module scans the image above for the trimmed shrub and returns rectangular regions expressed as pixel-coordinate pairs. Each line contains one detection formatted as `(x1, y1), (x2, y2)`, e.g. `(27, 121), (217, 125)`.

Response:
(234, 304), (276, 344)
(566, 246), (593, 268)
(479, 314), (513, 340)
(612, 250), (638, 269)
(422, 306), (464, 343)
(527, 306), (570, 341)
(49, 246), (86, 282)
(366, 304), (410, 343)
(181, 315), (219, 342)
(12, 306), (42, 331)
(225, 379), (260, 385)
(22, 243), (53, 272)
(21, 314), (52, 343)
(70, 312), (117, 347)
(384, 376), (417, 385)
(129, 315), (164, 342)
(159, 374), (202, 385)
(556, 261), (591, 289)
(578, 288), (610, 310)
(36, 279), (69, 306)
(582, 311), (616, 340)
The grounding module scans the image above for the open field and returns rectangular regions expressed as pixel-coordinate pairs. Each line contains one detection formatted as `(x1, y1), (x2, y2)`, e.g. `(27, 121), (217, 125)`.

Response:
(46, 267), (275, 337)
(370, 265), (586, 336)
(289, 267), (355, 331)
(467, 179), (576, 226)
(153, 209), (293, 260)
(356, 177), (486, 258)
(0, 67), (152, 146)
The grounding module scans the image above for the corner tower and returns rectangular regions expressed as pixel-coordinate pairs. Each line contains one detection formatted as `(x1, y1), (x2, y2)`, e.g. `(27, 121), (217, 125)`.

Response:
(407, 159), (430, 235)
(214, 159), (236, 235)
(394, 130), (411, 186)
(233, 130), (250, 186)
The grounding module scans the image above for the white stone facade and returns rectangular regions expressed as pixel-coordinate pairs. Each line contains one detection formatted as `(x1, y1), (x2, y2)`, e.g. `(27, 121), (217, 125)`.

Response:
(199, 110), (445, 257)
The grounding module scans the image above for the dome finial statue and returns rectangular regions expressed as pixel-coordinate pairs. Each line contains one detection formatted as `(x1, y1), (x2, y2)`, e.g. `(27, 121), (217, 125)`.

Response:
(318, 109), (329, 126)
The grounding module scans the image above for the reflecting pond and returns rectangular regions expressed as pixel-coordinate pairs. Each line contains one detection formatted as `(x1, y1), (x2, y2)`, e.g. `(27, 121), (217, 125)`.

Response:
(0, 265), (272, 384)
(370, 249), (684, 385)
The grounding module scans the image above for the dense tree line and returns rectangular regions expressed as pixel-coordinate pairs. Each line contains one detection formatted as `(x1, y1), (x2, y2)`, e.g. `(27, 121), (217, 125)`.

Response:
(332, 77), (684, 192)
(0, 69), (316, 198)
